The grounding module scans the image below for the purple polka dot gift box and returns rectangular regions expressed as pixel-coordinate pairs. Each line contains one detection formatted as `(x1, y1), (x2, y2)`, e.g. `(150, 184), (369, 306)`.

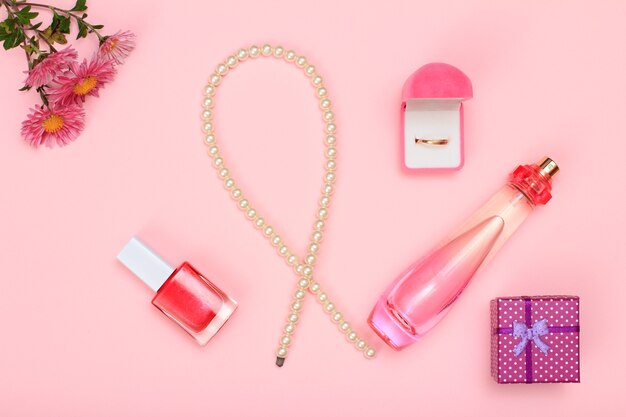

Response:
(490, 296), (580, 384)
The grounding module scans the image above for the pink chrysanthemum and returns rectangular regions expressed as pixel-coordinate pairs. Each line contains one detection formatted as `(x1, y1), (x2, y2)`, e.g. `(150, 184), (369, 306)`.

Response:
(23, 47), (78, 88)
(48, 55), (117, 106)
(21, 104), (85, 148)
(98, 30), (136, 64)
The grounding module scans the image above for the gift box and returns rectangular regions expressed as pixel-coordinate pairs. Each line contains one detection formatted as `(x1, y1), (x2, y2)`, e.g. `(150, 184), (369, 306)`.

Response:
(490, 296), (580, 384)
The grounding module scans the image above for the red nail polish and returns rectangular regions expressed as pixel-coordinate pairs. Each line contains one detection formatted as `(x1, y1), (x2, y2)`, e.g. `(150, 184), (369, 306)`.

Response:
(117, 237), (237, 345)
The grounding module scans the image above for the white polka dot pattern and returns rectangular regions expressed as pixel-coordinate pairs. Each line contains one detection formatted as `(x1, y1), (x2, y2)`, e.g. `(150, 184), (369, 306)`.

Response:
(490, 296), (580, 384)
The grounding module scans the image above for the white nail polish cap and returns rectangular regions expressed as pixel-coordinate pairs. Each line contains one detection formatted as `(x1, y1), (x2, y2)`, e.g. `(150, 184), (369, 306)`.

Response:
(117, 236), (174, 292)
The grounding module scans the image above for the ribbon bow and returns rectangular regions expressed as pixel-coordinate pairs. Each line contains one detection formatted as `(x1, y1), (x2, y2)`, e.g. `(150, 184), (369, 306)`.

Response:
(512, 319), (551, 356)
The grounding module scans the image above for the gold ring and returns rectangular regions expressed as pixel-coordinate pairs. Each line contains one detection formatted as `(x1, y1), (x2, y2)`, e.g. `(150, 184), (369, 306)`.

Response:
(415, 137), (449, 146)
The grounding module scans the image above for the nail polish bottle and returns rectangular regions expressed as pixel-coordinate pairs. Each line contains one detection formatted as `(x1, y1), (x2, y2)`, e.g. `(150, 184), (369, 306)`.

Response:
(117, 237), (237, 345)
(369, 157), (559, 350)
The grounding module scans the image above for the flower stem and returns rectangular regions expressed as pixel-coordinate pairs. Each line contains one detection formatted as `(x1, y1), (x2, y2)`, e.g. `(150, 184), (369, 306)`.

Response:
(15, 1), (104, 41)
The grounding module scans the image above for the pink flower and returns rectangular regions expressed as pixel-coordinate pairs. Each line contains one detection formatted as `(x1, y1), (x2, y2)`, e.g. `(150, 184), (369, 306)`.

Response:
(99, 30), (136, 64)
(48, 55), (117, 106)
(23, 47), (78, 88)
(21, 104), (85, 148)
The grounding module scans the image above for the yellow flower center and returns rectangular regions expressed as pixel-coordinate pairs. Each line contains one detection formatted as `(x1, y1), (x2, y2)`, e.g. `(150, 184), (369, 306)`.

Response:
(42, 114), (64, 133)
(73, 76), (98, 96)
(103, 39), (118, 53)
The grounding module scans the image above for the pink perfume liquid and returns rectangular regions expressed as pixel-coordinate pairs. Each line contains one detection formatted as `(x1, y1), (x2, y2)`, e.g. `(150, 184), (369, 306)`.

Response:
(368, 158), (558, 350)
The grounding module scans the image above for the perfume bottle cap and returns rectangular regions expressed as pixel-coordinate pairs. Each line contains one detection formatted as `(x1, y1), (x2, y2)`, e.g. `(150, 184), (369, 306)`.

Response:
(117, 237), (174, 292)
(537, 157), (559, 179)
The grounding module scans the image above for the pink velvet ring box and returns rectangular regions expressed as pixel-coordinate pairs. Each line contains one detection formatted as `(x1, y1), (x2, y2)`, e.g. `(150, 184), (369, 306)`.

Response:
(490, 296), (581, 384)
(401, 63), (473, 171)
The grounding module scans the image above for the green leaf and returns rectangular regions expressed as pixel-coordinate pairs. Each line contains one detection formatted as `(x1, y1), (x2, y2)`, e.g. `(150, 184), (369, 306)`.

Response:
(76, 20), (88, 39)
(0, 18), (24, 50)
(70, 0), (88, 12)
(15, 6), (39, 25)
(50, 32), (67, 44)
(51, 12), (70, 34)
(91, 24), (104, 29)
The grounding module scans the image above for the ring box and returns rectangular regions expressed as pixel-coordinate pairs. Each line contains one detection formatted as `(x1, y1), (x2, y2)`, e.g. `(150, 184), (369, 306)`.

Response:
(401, 63), (473, 171)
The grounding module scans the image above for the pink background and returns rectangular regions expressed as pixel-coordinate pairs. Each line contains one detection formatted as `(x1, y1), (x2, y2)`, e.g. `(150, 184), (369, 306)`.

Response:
(1, 0), (625, 415)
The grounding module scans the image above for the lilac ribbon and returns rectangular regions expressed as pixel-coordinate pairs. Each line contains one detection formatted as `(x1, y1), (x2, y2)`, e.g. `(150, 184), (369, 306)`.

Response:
(511, 319), (550, 356)
(496, 297), (580, 383)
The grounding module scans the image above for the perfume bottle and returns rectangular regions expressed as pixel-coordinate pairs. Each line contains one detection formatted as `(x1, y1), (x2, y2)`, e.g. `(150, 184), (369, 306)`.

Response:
(368, 157), (559, 350)
(117, 237), (237, 345)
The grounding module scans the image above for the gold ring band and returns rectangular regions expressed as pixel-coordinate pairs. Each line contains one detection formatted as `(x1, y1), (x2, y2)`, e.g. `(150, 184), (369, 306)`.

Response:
(415, 137), (449, 146)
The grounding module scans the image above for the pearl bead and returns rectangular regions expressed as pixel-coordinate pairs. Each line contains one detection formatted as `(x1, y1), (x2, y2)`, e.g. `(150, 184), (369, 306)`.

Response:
(272, 235), (281, 246)
(325, 303), (335, 313)
(305, 65), (315, 76)
(284, 323), (295, 333)
(231, 188), (242, 199)
(218, 168), (229, 178)
(302, 266), (312, 277)
(204, 134), (216, 145)
(312, 75), (323, 86)
(298, 278), (309, 288)
(305, 254), (316, 264)
(332, 312), (342, 322)
(237, 48), (248, 60)
(238, 199), (249, 209)
(287, 255), (297, 265)
(203, 122), (213, 133)
(356, 340), (366, 350)
(347, 331), (357, 342)
(317, 87), (327, 98)
(312, 231), (322, 242)
(326, 148), (337, 159)
(279, 245), (288, 256)
(224, 179), (235, 190)
(295, 263), (303, 274)
(249, 45), (260, 57)
(318, 208), (328, 219)
(264, 225), (273, 236)
(323, 111), (334, 121)
(325, 123), (336, 133)
(210, 74), (221, 85)
(320, 98), (331, 109)
(285, 50), (296, 62)
(309, 281), (320, 293)
(203, 97), (214, 108)
(204, 85), (215, 96)
(213, 157), (224, 167)
(255, 218), (265, 228)
(309, 243), (320, 253)
(288, 313), (298, 323)
(295, 289), (305, 299)
(202, 110), (212, 120)
(325, 135), (336, 146)
(296, 56), (307, 67)
(217, 64), (228, 75)
(281, 336), (291, 346)
(326, 160), (336, 171)
(325, 172), (336, 183)
(226, 56), (238, 67)
(273, 46), (284, 57)
(322, 184), (333, 195)
(365, 348), (376, 358)
(276, 347), (287, 358)
(340, 322), (350, 333)
(318, 292), (328, 302)
(246, 208), (256, 219)
(320, 197), (330, 208)
(208, 146), (219, 157)
(261, 44), (272, 56)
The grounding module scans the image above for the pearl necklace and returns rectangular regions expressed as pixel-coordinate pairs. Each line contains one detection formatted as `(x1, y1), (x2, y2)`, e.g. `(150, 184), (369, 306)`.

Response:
(202, 44), (377, 366)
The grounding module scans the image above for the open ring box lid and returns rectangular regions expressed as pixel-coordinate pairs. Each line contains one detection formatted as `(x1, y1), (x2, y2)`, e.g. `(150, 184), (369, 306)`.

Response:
(402, 63), (473, 171)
